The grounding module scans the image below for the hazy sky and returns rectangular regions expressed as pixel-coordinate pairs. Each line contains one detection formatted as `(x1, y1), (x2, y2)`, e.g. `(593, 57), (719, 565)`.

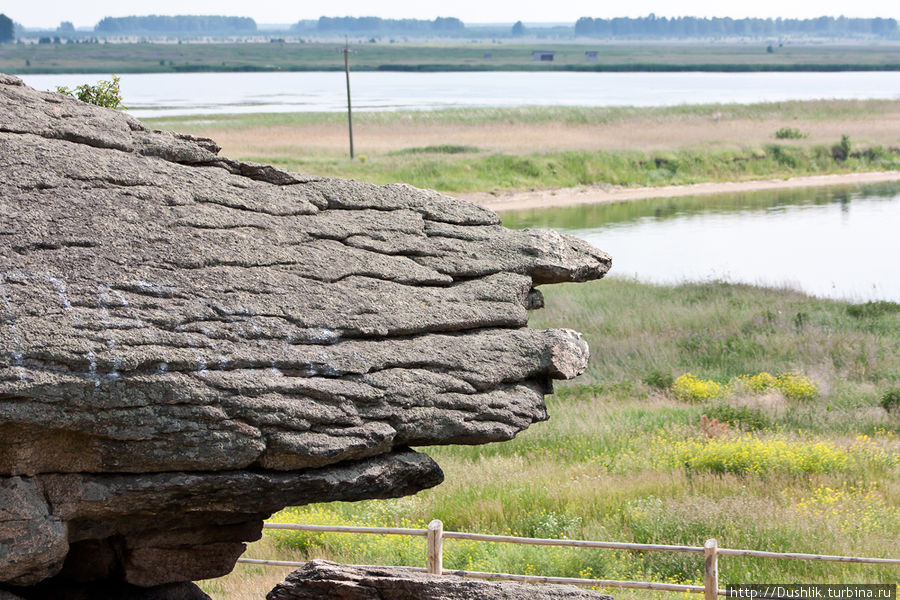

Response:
(7, 0), (900, 29)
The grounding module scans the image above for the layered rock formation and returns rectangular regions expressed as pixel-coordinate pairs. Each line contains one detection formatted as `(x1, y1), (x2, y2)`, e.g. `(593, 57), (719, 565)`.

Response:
(0, 73), (610, 598)
(268, 561), (616, 600)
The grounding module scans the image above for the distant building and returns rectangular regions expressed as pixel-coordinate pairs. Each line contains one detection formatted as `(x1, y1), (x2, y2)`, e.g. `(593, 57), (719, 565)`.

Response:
(585, 50), (598, 62)
(532, 50), (554, 62)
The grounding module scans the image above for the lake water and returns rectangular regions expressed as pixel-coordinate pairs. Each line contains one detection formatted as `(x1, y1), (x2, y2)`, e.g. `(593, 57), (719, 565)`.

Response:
(19, 71), (900, 118)
(502, 183), (900, 302)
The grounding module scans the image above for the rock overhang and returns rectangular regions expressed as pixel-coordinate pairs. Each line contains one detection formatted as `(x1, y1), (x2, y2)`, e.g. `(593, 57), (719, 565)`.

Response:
(0, 73), (611, 596)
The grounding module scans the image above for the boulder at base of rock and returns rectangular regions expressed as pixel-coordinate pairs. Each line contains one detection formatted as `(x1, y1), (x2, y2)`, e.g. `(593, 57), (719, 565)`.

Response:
(267, 560), (615, 600)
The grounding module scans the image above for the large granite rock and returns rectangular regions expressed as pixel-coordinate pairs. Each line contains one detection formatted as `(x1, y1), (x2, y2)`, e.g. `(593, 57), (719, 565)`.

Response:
(0, 73), (611, 596)
(267, 561), (615, 600)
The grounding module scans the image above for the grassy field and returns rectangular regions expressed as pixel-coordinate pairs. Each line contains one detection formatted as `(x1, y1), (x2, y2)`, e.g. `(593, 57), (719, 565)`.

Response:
(200, 279), (900, 598)
(4, 42), (900, 74)
(144, 101), (900, 194)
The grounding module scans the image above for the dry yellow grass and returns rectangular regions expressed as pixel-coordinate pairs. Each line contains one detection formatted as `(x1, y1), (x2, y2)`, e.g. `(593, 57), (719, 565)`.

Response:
(178, 115), (900, 159)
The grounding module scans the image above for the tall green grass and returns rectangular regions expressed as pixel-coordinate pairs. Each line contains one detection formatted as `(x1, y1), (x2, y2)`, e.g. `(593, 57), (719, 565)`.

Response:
(237, 143), (900, 193)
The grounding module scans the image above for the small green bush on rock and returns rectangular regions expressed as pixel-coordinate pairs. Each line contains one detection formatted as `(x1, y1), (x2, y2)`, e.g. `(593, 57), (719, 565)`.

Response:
(56, 74), (125, 109)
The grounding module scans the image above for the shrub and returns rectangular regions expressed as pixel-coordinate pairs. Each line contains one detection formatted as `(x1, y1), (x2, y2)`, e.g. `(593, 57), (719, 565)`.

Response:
(642, 369), (674, 390)
(662, 432), (898, 476)
(861, 146), (888, 161)
(881, 389), (900, 413)
(56, 74), (125, 109)
(672, 371), (817, 402)
(831, 134), (851, 161)
(672, 434), (850, 475)
(846, 301), (900, 319)
(703, 403), (772, 431)
(395, 144), (479, 155)
(734, 372), (777, 393)
(767, 144), (801, 168)
(774, 127), (806, 139)
(774, 373), (818, 400)
(672, 373), (724, 402)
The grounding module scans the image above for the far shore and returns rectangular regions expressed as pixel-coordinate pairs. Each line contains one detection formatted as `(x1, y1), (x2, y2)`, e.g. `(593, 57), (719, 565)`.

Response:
(457, 170), (900, 212)
(141, 101), (900, 201)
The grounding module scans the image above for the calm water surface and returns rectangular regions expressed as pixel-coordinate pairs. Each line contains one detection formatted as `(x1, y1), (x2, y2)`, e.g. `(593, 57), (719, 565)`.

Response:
(503, 184), (900, 302)
(19, 71), (900, 117)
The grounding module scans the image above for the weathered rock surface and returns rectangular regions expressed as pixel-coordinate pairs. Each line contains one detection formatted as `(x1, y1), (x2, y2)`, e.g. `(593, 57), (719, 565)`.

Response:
(0, 73), (610, 596)
(267, 561), (615, 600)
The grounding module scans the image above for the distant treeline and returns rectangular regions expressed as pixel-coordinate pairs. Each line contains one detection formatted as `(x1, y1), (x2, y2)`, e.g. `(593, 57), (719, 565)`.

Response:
(294, 16), (465, 34)
(95, 15), (257, 35)
(16, 13), (900, 40)
(0, 13), (13, 43)
(574, 16), (899, 38)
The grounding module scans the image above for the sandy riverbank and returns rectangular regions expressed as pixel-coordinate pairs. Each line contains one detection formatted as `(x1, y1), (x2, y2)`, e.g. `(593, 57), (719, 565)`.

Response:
(457, 170), (900, 212)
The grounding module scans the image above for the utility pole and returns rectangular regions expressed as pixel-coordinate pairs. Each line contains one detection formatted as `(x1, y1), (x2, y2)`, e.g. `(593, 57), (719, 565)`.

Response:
(343, 37), (354, 159)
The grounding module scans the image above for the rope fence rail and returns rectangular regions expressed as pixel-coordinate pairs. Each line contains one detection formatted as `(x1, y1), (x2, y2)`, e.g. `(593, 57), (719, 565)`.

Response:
(238, 520), (900, 599)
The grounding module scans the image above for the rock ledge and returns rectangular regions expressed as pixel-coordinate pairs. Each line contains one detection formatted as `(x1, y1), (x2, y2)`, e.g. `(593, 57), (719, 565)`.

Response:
(0, 73), (610, 596)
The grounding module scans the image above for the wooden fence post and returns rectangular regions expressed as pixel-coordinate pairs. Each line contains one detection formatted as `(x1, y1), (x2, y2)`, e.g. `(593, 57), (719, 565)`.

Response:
(704, 538), (718, 600)
(427, 519), (444, 575)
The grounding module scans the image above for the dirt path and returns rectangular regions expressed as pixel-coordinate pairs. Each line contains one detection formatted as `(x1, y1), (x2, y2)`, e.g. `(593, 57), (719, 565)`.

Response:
(456, 171), (900, 212)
